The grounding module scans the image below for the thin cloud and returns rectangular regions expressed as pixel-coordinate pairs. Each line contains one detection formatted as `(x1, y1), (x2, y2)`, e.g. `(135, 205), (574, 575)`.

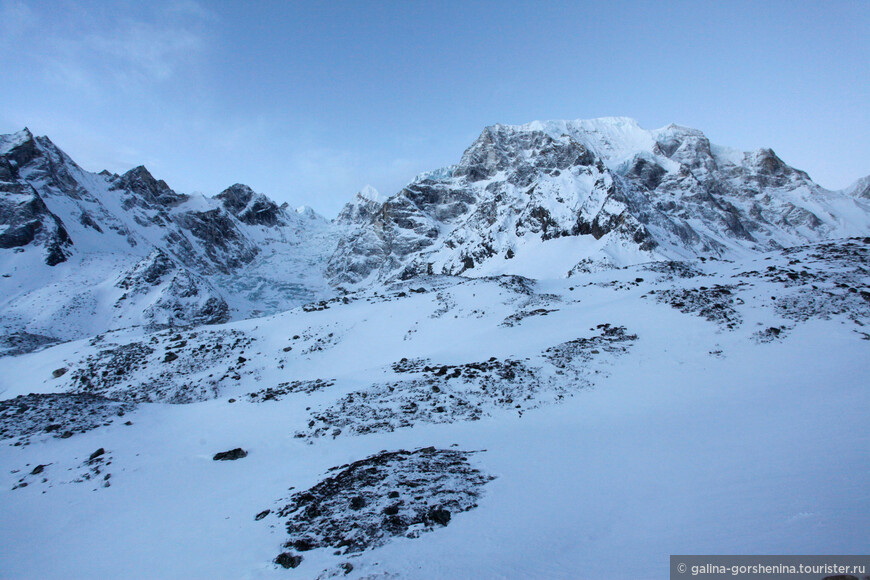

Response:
(85, 20), (206, 83)
(10, 1), (215, 92)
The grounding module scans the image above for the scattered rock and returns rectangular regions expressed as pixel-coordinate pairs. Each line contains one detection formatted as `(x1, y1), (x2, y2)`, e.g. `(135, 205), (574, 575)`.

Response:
(213, 448), (247, 461)
(274, 552), (302, 569)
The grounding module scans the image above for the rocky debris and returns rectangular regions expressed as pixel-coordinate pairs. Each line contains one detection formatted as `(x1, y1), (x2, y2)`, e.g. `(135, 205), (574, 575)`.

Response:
(268, 447), (494, 557)
(213, 448), (247, 461)
(544, 324), (638, 370)
(76, 448), (113, 489)
(69, 341), (154, 395)
(500, 308), (558, 327)
(590, 278), (646, 292)
(300, 357), (541, 438)
(0, 393), (134, 445)
(299, 325), (637, 439)
(390, 358), (429, 374)
(752, 325), (791, 343)
(67, 328), (256, 403)
(643, 260), (707, 279)
(0, 332), (60, 357)
(300, 332), (341, 355)
(247, 379), (335, 402)
(648, 284), (743, 330)
(735, 238), (870, 325)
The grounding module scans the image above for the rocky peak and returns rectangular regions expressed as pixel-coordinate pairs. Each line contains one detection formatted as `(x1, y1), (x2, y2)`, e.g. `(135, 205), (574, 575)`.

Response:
(215, 184), (256, 214)
(0, 128), (38, 167)
(215, 183), (282, 227)
(113, 166), (188, 207)
(335, 186), (384, 225)
(455, 124), (595, 184)
(653, 125), (712, 161)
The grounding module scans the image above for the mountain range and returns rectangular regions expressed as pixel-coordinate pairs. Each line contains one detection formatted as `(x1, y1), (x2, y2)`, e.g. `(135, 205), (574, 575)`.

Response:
(1, 119), (868, 578)
(2, 118), (868, 347)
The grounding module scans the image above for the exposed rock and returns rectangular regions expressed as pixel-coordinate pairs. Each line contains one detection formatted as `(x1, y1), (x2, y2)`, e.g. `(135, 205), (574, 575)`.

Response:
(274, 552), (303, 569)
(271, 447), (494, 555)
(0, 393), (135, 445)
(213, 448), (247, 461)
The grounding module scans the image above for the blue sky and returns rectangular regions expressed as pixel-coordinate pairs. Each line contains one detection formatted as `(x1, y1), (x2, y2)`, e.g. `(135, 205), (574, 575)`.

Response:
(1, 0), (867, 216)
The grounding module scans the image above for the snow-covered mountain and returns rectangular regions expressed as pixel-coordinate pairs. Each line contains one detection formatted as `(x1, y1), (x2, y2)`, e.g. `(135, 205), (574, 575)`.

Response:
(4, 119), (868, 345)
(0, 118), (869, 577)
(0, 129), (337, 347)
(327, 117), (870, 288)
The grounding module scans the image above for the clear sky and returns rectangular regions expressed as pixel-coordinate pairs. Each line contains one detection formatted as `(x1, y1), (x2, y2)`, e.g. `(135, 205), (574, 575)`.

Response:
(1, 0), (867, 217)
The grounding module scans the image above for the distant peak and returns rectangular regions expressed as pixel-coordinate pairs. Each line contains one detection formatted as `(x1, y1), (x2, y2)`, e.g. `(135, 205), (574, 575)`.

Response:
(125, 165), (153, 178)
(358, 185), (381, 202)
(215, 183), (257, 213)
(224, 183), (255, 194)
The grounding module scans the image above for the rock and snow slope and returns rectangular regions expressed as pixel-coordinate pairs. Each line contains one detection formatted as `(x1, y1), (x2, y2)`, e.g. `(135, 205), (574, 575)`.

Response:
(0, 119), (868, 578)
(0, 237), (868, 578)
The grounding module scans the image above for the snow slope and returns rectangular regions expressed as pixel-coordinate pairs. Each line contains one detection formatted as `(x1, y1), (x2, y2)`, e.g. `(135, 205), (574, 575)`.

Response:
(1, 237), (868, 578)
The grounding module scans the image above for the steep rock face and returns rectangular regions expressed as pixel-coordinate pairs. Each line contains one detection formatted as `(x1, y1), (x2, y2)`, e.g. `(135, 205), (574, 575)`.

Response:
(0, 181), (72, 266)
(114, 249), (230, 328)
(0, 133), (73, 266)
(327, 118), (870, 287)
(173, 209), (259, 274)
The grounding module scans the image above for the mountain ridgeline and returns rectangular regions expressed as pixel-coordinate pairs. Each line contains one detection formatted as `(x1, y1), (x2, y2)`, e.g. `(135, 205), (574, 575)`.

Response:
(1, 118), (868, 345)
